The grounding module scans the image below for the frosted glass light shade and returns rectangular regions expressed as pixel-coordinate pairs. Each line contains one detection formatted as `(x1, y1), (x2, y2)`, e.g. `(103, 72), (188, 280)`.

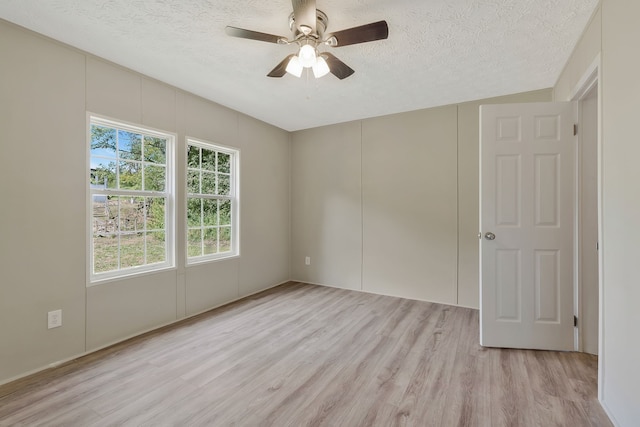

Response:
(298, 44), (317, 68)
(312, 56), (330, 78)
(286, 55), (303, 77)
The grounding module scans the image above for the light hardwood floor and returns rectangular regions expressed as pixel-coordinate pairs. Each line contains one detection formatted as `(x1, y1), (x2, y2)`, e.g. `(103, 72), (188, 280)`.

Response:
(0, 282), (611, 426)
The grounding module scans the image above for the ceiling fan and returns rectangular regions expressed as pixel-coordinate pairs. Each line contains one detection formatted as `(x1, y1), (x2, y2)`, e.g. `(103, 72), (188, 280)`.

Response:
(225, 0), (389, 80)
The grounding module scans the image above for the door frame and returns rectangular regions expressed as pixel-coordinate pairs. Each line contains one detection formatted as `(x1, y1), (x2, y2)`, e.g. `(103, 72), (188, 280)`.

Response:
(568, 54), (603, 400)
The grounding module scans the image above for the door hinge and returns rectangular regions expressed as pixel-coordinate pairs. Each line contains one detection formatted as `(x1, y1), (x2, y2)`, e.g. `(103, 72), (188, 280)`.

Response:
(573, 124), (578, 136)
(574, 315), (578, 327)
(597, 241), (599, 251)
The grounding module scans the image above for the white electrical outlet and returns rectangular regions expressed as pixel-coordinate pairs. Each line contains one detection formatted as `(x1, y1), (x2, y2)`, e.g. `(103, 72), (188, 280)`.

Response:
(48, 309), (62, 329)
(305, 256), (311, 266)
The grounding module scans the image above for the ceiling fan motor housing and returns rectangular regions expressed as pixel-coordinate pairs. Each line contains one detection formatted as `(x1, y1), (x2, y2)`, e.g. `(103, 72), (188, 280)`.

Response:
(288, 9), (328, 41)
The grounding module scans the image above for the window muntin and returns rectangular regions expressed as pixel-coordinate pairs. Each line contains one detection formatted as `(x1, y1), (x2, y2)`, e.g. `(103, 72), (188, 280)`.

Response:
(89, 117), (174, 282)
(186, 140), (238, 262)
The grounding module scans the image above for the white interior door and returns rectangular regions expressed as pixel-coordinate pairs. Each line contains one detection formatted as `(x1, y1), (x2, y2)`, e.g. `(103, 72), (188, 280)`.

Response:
(480, 102), (575, 351)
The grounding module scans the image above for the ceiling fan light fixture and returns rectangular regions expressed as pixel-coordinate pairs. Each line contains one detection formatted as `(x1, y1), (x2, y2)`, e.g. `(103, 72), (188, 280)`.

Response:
(225, 2), (389, 81)
(312, 55), (330, 78)
(285, 55), (303, 77)
(298, 44), (317, 68)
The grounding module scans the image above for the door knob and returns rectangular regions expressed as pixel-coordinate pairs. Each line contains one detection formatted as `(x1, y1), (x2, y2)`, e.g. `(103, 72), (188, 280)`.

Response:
(484, 232), (496, 240)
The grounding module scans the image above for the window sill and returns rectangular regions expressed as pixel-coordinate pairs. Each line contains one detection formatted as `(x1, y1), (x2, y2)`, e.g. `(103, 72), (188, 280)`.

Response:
(88, 264), (177, 287)
(186, 253), (240, 267)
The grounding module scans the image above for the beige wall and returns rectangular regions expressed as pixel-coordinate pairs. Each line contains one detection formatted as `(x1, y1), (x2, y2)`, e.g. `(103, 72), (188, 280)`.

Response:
(554, 7), (601, 102)
(0, 21), (87, 382)
(362, 107), (458, 304)
(291, 122), (363, 290)
(554, 1), (640, 424)
(291, 89), (551, 308)
(0, 20), (290, 383)
(599, 0), (640, 424)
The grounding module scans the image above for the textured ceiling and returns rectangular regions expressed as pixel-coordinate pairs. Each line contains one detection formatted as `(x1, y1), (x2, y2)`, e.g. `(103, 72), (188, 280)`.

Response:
(0, 0), (598, 131)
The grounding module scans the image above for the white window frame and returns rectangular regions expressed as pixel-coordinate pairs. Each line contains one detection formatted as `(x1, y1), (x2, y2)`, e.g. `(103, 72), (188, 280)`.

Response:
(87, 115), (175, 285)
(186, 137), (240, 265)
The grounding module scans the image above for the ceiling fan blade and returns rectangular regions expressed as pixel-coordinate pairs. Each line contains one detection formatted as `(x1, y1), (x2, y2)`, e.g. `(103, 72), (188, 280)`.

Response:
(225, 26), (287, 44)
(326, 20), (389, 47)
(322, 52), (355, 80)
(267, 54), (296, 78)
(292, 0), (317, 35)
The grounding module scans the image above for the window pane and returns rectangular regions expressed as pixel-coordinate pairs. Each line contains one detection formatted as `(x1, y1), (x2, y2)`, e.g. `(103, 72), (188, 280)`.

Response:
(120, 233), (145, 269)
(105, 196), (119, 233)
(203, 199), (217, 226)
(204, 228), (218, 255)
(219, 200), (232, 226)
(92, 195), (109, 235)
(202, 171), (216, 194)
(187, 198), (202, 227)
(144, 136), (166, 163)
(90, 158), (116, 189)
(93, 234), (118, 273)
(90, 118), (174, 279)
(187, 170), (200, 194)
(218, 152), (230, 173)
(120, 196), (143, 232)
(118, 130), (142, 161)
(188, 229), (202, 257)
(90, 125), (116, 158)
(144, 165), (165, 191)
(93, 195), (119, 235)
(218, 173), (230, 196)
(119, 161), (142, 190)
(146, 197), (165, 230)
(219, 226), (231, 252)
(146, 231), (166, 264)
(187, 145), (200, 168)
(202, 148), (216, 171)
(185, 140), (237, 263)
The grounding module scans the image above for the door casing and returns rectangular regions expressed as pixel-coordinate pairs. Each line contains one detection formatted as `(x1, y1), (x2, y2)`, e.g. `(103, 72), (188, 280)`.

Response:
(568, 55), (603, 399)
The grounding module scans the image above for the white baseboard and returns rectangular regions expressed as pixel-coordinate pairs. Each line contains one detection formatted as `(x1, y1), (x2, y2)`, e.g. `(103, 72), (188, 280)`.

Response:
(600, 399), (620, 427)
(291, 278), (478, 311)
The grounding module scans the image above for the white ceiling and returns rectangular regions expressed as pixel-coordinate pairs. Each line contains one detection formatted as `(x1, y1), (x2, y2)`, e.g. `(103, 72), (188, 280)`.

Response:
(0, 0), (598, 131)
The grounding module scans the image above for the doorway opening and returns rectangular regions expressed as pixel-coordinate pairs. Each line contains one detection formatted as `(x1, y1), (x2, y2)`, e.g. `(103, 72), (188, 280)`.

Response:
(576, 81), (599, 355)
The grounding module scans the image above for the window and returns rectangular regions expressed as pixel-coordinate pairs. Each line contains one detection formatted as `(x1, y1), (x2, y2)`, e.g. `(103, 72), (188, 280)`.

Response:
(89, 117), (174, 282)
(186, 139), (239, 262)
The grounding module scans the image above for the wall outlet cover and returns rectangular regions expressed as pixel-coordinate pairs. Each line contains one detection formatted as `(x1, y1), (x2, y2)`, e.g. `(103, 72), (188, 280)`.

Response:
(48, 309), (62, 329)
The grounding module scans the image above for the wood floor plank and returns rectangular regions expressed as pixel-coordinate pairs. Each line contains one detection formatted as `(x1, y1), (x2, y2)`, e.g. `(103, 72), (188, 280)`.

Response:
(0, 282), (611, 427)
